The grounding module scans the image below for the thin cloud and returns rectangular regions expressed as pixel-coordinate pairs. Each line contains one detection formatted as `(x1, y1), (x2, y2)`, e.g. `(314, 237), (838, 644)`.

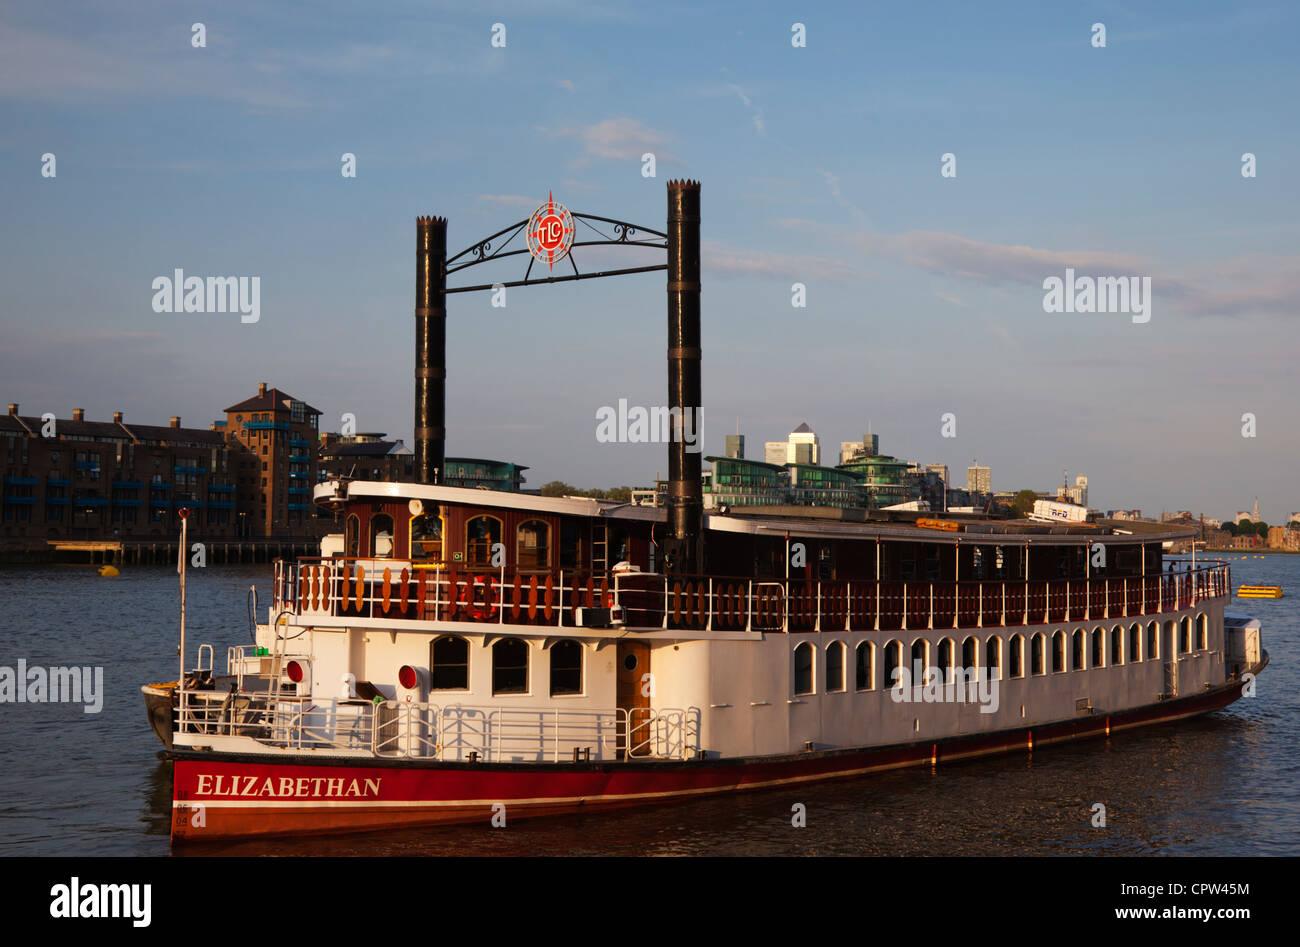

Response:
(726, 84), (764, 135)
(541, 117), (679, 168)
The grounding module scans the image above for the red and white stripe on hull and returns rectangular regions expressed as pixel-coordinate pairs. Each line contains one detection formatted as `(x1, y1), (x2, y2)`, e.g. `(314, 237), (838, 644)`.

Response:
(168, 667), (1261, 843)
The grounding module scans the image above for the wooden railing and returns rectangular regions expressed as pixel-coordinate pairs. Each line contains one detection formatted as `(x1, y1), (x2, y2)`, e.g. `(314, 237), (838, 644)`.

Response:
(272, 559), (1230, 633)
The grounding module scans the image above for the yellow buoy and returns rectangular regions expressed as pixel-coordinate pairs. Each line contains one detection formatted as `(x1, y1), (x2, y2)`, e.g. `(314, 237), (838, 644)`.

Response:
(97, 565), (119, 577)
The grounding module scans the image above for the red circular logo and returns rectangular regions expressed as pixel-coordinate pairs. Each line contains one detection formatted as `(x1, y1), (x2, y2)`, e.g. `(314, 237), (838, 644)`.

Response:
(526, 191), (575, 270)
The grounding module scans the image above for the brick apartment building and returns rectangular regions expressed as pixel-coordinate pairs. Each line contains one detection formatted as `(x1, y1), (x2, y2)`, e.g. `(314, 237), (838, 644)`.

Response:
(222, 383), (323, 539)
(2, 403), (236, 543)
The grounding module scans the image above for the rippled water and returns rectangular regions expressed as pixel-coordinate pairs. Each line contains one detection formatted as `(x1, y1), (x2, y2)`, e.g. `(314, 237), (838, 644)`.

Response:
(0, 554), (1294, 856)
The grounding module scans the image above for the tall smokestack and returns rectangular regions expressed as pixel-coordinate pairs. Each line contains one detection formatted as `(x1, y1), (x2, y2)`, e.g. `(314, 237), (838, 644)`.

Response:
(665, 180), (702, 575)
(415, 216), (447, 485)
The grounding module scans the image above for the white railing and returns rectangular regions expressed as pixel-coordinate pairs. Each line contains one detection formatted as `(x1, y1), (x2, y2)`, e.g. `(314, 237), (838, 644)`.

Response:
(272, 558), (1231, 635)
(176, 693), (701, 763)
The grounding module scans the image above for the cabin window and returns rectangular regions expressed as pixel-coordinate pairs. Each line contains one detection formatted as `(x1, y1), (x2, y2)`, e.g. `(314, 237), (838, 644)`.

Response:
(1092, 628), (1105, 668)
(793, 642), (814, 696)
(1051, 631), (1065, 673)
(938, 638), (954, 683)
(986, 637), (1001, 680)
(517, 519), (550, 571)
(549, 640), (582, 696)
(924, 548), (940, 582)
(1111, 626), (1124, 666)
(1128, 624), (1141, 662)
(1031, 633), (1046, 676)
(826, 641), (845, 692)
(492, 638), (529, 694)
(345, 514), (359, 558)
(971, 547), (985, 580)
(856, 642), (874, 690)
(1179, 617), (1191, 654)
(1010, 635), (1024, 678)
(370, 513), (394, 558)
(410, 513), (443, 561)
(1196, 614), (1208, 651)
(610, 527), (631, 567)
(1072, 630), (1086, 670)
(900, 550), (916, 582)
(560, 520), (583, 570)
(962, 636), (977, 676)
(466, 515), (502, 569)
(818, 545), (835, 582)
(430, 636), (469, 690)
(884, 640), (902, 688)
(1147, 622), (1159, 660)
(910, 639), (927, 681)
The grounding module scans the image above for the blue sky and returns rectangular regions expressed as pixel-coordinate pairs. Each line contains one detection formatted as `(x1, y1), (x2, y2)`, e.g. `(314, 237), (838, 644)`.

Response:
(1, 1), (1297, 520)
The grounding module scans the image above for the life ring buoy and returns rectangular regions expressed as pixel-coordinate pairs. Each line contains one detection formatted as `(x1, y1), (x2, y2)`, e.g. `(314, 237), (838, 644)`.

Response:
(470, 575), (497, 620)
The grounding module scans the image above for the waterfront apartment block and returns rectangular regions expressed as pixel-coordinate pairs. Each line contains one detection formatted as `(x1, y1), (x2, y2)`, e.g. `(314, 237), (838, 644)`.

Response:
(223, 383), (323, 539)
(2, 404), (236, 542)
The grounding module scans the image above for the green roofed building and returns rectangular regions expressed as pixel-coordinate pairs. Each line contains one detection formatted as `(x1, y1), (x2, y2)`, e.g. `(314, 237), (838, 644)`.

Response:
(787, 463), (865, 508)
(702, 455), (786, 507)
(837, 454), (911, 508)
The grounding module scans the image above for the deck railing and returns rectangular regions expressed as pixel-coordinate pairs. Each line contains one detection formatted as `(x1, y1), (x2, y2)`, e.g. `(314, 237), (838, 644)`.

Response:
(176, 692), (700, 763)
(271, 558), (1231, 634)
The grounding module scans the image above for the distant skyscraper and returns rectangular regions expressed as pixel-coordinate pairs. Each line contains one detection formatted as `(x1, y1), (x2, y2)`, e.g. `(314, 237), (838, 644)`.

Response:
(766, 422), (820, 466)
(725, 434), (745, 459)
(966, 459), (991, 494)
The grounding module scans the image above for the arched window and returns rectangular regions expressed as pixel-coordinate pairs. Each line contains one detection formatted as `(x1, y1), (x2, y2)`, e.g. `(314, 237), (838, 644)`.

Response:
(370, 513), (394, 558)
(1179, 616), (1191, 654)
(410, 512), (443, 561)
(1051, 631), (1065, 673)
(1072, 630), (1086, 670)
(549, 639), (582, 696)
(517, 519), (550, 571)
(492, 638), (529, 694)
(961, 636), (978, 676)
(826, 642), (845, 692)
(793, 642), (814, 696)
(467, 515), (502, 568)
(1128, 623), (1141, 662)
(985, 636), (1002, 680)
(1010, 635), (1024, 678)
(430, 635), (469, 690)
(911, 639), (928, 682)
(1147, 621), (1159, 660)
(345, 514), (359, 558)
(938, 638), (955, 684)
(884, 640), (902, 688)
(1031, 633), (1046, 676)
(1092, 628), (1105, 668)
(1196, 614), (1208, 651)
(856, 642), (874, 690)
(1110, 625), (1124, 666)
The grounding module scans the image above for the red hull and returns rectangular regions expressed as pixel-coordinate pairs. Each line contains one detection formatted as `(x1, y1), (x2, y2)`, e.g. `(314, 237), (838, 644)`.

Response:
(169, 672), (1258, 843)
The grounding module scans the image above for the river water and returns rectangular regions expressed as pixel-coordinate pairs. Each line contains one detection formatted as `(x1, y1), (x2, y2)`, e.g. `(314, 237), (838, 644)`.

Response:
(1, 554), (1294, 856)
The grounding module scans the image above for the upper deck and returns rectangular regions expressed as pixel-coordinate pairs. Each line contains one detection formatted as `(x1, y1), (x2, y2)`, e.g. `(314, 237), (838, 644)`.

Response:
(280, 480), (1222, 636)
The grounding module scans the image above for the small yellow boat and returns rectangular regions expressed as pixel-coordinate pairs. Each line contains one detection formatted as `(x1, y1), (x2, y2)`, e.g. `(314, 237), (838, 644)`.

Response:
(97, 565), (120, 577)
(1237, 585), (1283, 598)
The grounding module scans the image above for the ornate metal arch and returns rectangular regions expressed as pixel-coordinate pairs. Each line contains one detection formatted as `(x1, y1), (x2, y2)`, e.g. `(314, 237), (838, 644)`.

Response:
(443, 211), (668, 294)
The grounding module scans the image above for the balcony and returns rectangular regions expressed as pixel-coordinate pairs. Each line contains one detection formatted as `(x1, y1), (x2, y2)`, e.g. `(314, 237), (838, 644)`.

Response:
(244, 421), (289, 432)
(173, 466), (207, 475)
(4, 476), (38, 486)
(111, 480), (143, 489)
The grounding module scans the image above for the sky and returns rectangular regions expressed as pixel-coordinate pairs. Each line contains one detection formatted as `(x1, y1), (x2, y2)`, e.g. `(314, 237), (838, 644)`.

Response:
(1, 1), (1297, 521)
